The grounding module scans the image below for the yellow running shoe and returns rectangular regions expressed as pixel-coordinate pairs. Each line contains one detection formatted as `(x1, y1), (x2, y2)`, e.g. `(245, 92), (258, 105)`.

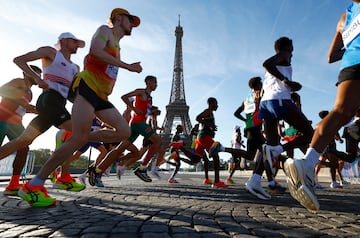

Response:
(18, 182), (56, 207)
(4, 183), (22, 196)
(53, 176), (85, 192)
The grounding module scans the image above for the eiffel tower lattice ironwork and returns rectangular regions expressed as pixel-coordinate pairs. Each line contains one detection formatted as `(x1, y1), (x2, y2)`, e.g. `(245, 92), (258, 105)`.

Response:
(160, 16), (193, 148)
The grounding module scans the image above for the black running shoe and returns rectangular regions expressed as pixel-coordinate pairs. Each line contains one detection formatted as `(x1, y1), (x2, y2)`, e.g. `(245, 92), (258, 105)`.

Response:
(134, 167), (152, 182)
(88, 166), (98, 186)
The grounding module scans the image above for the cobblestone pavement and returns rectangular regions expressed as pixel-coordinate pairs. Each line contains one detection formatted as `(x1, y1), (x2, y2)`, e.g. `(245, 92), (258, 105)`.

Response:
(0, 171), (359, 238)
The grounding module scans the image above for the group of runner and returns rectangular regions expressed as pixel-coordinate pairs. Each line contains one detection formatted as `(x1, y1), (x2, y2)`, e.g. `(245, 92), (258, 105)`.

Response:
(0, 1), (360, 212)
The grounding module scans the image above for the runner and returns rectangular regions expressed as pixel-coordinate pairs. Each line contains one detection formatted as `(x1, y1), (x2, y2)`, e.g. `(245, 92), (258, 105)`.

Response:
(0, 32), (86, 206)
(285, 1), (360, 211)
(18, 8), (142, 207)
(0, 65), (40, 195)
(88, 76), (163, 184)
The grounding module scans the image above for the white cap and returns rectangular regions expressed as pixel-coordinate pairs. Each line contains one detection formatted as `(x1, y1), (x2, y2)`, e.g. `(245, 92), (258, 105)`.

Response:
(54, 32), (85, 50)
(234, 125), (240, 131)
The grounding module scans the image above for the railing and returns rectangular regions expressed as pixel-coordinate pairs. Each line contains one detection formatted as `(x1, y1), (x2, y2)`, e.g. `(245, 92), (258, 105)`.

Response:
(0, 152), (35, 179)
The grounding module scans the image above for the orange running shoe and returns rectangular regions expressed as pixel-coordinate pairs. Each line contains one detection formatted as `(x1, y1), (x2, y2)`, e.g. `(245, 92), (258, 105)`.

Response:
(203, 178), (213, 185)
(4, 183), (22, 196)
(211, 181), (229, 188)
(18, 181), (56, 207)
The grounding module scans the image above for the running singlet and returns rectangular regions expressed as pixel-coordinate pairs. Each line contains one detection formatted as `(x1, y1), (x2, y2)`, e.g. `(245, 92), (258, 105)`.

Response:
(243, 90), (262, 129)
(341, 2), (360, 70)
(0, 79), (32, 124)
(261, 65), (292, 101)
(43, 51), (79, 98)
(129, 92), (152, 124)
(197, 116), (216, 139)
(74, 43), (120, 101)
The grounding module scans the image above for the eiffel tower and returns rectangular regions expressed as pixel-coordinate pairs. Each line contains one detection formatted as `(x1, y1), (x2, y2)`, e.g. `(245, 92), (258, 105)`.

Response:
(160, 16), (193, 148)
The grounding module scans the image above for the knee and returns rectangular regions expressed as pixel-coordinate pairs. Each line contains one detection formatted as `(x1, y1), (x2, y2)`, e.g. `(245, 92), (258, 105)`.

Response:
(69, 136), (88, 148)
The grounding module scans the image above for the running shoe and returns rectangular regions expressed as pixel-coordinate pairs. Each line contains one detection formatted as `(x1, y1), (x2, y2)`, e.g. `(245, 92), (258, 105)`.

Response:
(262, 144), (282, 175)
(49, 170), (58, 183)
(116, 165), (126, 180)
(88, 166), (101, 186)
(168, 178), (178, 184)
(134, 167), (152, 182)
(53, 177), (85, 192)
(203, 178), (213, 185)
(4, 183), (22, 196)
(245, 178), (271, 200)
(209, 141), (221, 157)
(151, 166), (161, 179)
(330, 181), (343, 189)
(340, 180), (350, 185)
(103, 167), (111, 177)
(18, 182), (56, 207)
(314, 183), (325, 190)
(95, 177), (104, 187)
(225, 177), (235, 185)
(78, 173), (87, 185)
(169, 140), (184, 149)
(284, 158), (319, 211)
(268, 182), (286, 194)
(211, 181), (229, 188)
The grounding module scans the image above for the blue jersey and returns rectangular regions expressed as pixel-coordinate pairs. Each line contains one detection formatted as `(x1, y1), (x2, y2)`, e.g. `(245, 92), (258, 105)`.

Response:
(341, 2), (360, 70)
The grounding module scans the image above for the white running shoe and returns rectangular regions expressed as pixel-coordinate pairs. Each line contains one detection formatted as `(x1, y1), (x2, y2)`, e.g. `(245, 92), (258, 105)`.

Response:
(78, 173), (87, 185)
(330, 181), (343, 189)
(103, 167), (111, 177)
(116, 165), (126, 180)
(284, 158), (319, 211)
(245, 177), (271, 200)
(151, 166), (161, 179)
(262, 144), (282, 175)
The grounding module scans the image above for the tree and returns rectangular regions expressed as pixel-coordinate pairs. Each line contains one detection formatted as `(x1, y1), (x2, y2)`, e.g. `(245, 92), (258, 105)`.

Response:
(31, 149), (93, 169)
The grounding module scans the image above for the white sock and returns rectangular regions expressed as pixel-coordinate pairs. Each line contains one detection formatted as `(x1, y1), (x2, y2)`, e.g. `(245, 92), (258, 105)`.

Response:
(29, 175), (45, 186)
(304, 147), (320, 170)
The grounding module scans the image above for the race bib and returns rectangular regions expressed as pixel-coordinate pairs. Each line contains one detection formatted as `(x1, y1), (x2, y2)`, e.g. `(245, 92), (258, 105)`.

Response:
(244, 103), (256, 114)
(105, 65), (119, 79)
(342, 13), (360, 47)
(15, 106), (26, 116)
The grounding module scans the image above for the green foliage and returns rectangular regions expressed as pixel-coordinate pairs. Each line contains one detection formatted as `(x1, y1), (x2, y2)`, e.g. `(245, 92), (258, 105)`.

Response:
(32, 149), (52, 167)
(30, 149), (93, 169)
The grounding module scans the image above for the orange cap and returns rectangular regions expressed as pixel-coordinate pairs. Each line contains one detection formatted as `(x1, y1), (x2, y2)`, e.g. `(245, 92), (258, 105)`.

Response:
(110, 8), (140, 27)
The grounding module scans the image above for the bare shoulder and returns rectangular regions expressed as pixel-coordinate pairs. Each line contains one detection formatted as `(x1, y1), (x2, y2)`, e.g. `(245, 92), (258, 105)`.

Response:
(11, 78), (25, 85)
(1, 78), (23, 87)
(33, 46), (57, 60)
(37, 46), (56, 54)
(135, 88), (147, 97)
(93, 25), (112, 38)
(336, 11), (346, 33)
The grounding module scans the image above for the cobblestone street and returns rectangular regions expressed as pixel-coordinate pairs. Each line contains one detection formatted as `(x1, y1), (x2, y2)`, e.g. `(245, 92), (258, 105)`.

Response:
(0, 171), (359, 238)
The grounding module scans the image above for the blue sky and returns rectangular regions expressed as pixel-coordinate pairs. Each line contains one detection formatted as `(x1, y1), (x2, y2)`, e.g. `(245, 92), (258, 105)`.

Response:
(0, 0), (351, 159)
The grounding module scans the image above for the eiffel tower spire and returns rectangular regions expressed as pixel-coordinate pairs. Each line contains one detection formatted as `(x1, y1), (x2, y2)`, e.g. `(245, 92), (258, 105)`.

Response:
(160, 16), (193, 146)
(169, 15), (186, 104)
